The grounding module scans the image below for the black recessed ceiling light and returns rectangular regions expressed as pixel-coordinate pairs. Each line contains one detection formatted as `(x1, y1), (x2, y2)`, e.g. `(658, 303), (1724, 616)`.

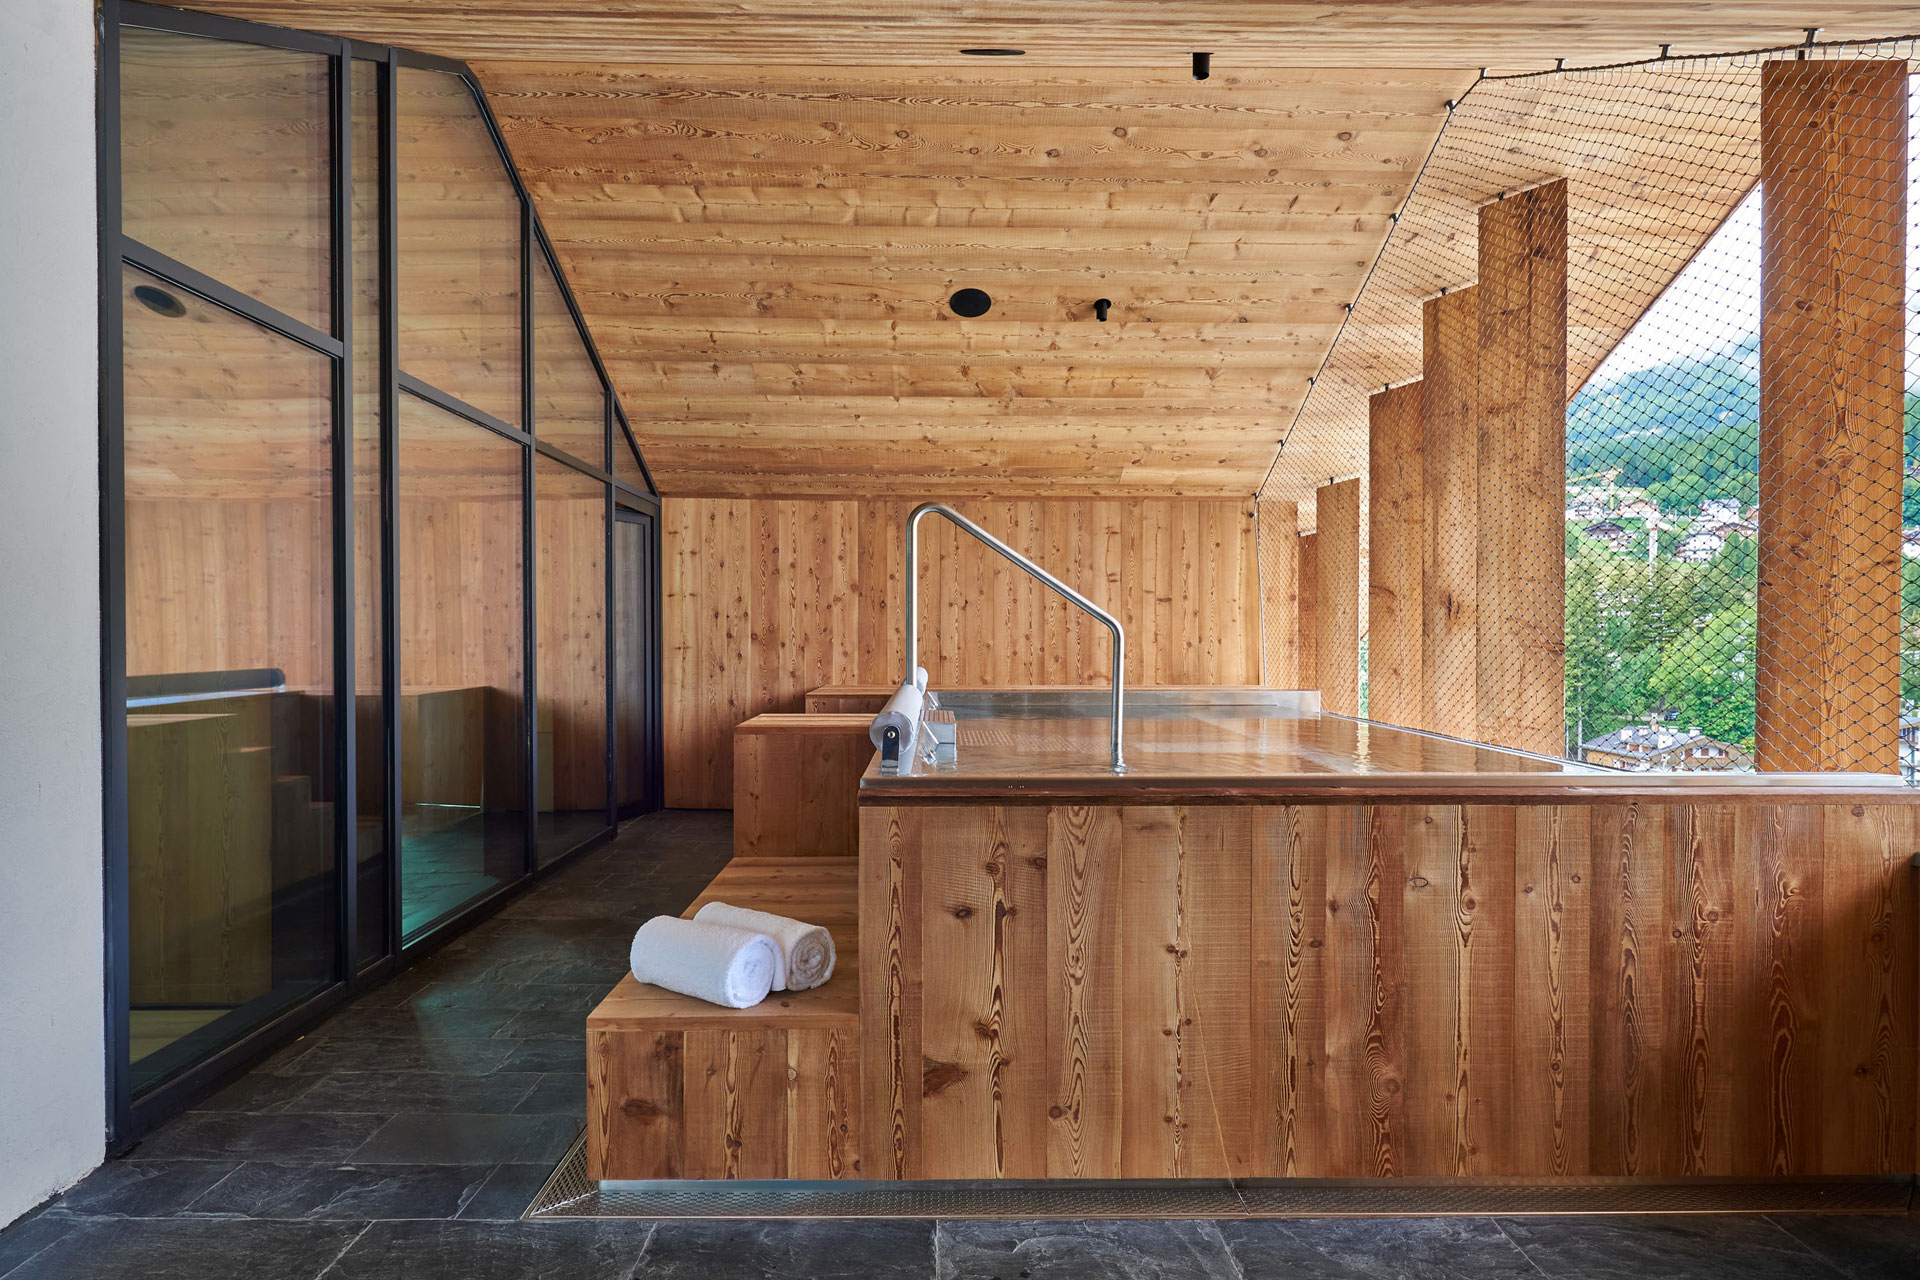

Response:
(132, 283), (186, 318)
(960, 48), (1025, 56)
(949, 288), (992, 318)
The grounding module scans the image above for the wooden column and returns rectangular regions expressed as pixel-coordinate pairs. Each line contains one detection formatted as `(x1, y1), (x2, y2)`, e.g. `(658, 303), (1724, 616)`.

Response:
(1756, 60), (1906, 774)
(1422, 288), (1480, 740)
(1297, 531), (1319, 698)
(1257, 499), (1300, 688)
(1476, 181), (1567, 757)
(1369, 383), (1425, 729)
(1316, 478), (1361, 716)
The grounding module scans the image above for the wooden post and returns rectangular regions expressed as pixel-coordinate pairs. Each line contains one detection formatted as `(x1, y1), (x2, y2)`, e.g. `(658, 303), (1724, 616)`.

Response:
(1422, 287), (1480, 740)
(1297, 531), (1319, 699)
(1369, 383), (1425, 729)
(1257, 499), (1300, 688)
(1476, 181), (1567, 757)
(1317, 478), (1362, 717)
(1756, 60), (1906, 774)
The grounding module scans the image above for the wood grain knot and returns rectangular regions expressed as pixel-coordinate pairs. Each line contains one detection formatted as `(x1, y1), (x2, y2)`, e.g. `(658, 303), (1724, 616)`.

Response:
(923, 1058), (968, 1097)
(952, 905), (974, 919)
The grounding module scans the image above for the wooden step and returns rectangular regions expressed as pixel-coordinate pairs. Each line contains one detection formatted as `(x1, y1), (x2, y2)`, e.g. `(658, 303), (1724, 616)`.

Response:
(585, 856), (861, 1181)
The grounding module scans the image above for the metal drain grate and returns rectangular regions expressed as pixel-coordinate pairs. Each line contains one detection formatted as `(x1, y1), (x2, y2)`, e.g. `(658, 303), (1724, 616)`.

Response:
(524, 1135), (1914, 1221)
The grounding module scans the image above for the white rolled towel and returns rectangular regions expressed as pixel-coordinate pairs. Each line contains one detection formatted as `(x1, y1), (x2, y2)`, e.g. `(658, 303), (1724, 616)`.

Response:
(695, 901), (837, 991)
(628, 916), (778, 1009)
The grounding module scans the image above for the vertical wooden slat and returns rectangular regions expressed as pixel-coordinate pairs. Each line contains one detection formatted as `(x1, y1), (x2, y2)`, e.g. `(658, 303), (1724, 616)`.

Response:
(1177, 806), (1254, 1178)
(1296, 532), (1318, 700)
(1475, 180), (1566, 758)
(1459, 803), (1514, 1174)
(1400, 803), (1463, 1174)
(1755, 60), (1906, 773)
(1423, 288), (1480, 740)
(859, 804), (922, 1179)
(1257, 500), (1300, 689)
(785, 1027), (860, 1179)
(585, 1028), (683, 1180)
(682, 1028), (787, 1179)
(1319, 802), (1371, 1174)
(1511, 805), (1590, 1175)
(1117, 806), (1181, 1176)
(1679, 803), (1737, 1174)
(1046, 804), (1122, 1177)
(1368, 382), (1425, 730)
(1315, 478), (1360, 716)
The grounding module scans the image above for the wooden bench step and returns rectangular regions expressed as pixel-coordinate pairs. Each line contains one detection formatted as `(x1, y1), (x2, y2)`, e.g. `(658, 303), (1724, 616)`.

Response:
(585, 856), (862, 1180)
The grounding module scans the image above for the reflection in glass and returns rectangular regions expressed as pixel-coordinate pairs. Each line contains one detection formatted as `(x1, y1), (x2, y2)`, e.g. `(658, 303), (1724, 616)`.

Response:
(121, 28), (332, 329)
(536, 458), (611, 862)
(534, 251), (608, 467)
(121, 264), (338, 1093)
(614, 513), (656, 817)
(351, 59), (390, 965)
(397, 392), (527, 940)
(397, 68), (522, 426)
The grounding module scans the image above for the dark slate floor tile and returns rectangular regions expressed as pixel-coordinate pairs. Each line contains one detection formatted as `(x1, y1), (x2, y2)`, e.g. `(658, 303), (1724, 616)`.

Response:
(182, 1161), (492, 1221)
(312, 1004), (523, 1042)
(401, 982), (610, 1015)
(934, 1220), (1237, 1280)
(292, 1071), (542, 1115)
(4, 1218), (365, 1280)
(40, 1160), (240, 1219)
(512, 1073), (584, 1117)
(1497, 1214), (1839, 1279)
(499, 1040), (588, 1074)
(132, 1112), (390, 1163)
(495, 1010), (597, 1042)
(643, 1219), (934, 1279)
(328, 1220), (653, 1280)
(272, 1034), (520, 1078)
(1230, 1218), (1537, 1279)
(348, 1113), (581, 1166)
(190, 1070), (323, 1114)
(0, 1213), (75, 1279)
(455, 1164), (554, 1221)
(1767, 1214), (1920, 1280)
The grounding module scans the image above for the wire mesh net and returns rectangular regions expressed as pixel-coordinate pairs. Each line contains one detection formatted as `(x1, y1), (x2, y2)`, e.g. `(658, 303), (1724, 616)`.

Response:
(1263, 35), (1920, 778)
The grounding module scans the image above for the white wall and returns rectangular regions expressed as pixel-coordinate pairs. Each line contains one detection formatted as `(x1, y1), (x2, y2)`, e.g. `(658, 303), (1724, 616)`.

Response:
(0, 0), (105, 1228)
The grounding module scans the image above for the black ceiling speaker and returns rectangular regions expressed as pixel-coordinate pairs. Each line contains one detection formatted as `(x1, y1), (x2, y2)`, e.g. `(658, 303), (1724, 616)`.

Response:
(1192, 52), (1212, 80)
(132, 284), (186, 317)
(949, 288), (992, 317)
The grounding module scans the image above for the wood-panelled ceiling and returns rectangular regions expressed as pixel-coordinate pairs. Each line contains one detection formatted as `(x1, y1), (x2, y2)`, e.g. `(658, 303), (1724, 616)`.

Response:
(177, 3), (1920, 69)
(176, 1), (1920, 498)
(483, 62), (1471, 496)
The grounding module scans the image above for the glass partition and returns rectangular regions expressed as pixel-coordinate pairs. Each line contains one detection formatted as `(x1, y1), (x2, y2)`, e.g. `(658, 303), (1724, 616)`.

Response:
(396, 393), (527, 940)
(120, 28), (332, 328)
(108, 4), (659, 1136)
(397, 67), (522, 425)
(536, 456), (611, 862)
(120, 263), (339, 1093)
(534, 250), (608, 467)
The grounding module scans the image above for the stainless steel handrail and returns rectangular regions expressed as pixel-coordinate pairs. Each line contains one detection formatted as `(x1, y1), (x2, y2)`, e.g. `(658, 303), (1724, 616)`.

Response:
(904, 501), (1126, 773)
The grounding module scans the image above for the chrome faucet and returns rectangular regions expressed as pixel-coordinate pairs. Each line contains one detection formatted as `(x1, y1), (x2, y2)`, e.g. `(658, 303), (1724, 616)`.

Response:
(902, 502), (1126, 773)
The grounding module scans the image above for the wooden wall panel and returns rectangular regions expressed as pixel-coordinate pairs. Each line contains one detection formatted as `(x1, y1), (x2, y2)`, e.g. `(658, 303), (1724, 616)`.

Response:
(1475, 181), (1566, 757)
(1296, 532), (1318, 697)
(1421, 287), (1479, 741)
(666, 496), (1266, 807)
(1314, 478), (1361, 716)
(1755, 59), (1906, 774)
(536, 471), (608, 811)
(867, 797), (1920, 1179)
(1256, 499), (1300, 689)
(1367, 383), (1425, 731)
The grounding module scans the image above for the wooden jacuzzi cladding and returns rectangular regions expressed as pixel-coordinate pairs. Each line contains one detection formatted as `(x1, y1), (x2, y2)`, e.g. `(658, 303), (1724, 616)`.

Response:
(858, 799), (1920, 1180)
